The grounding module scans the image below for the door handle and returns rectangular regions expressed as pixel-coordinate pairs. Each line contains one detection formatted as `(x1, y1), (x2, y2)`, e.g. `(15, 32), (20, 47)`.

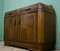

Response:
(25, 8), (31, 11)
(14, 20), (16, 26)
(19, 19), (21, 25)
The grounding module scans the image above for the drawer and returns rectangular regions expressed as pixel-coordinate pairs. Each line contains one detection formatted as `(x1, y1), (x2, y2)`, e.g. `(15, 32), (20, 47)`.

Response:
(21, 4), (38, 14)
(5, 10), (16, 17)
(5, 9), (20, 17)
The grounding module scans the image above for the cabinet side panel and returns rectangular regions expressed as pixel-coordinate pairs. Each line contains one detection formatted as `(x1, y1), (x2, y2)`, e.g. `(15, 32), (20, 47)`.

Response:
(44, 10), (56, 49)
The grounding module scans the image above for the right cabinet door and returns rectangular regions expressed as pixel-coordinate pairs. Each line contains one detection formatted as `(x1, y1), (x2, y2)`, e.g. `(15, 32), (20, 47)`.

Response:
(20, 13), (37, 43)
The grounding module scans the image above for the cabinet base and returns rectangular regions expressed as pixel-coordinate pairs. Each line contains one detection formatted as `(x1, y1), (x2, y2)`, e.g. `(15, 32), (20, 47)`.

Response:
(4, 41), (55, 51)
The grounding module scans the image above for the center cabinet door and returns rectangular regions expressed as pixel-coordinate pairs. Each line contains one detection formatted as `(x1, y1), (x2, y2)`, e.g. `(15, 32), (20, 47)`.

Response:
(20, 12), (37, 43)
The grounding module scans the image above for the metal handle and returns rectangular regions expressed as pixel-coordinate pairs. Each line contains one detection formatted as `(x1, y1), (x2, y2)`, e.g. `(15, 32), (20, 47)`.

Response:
(8, 13), (12, 15)
(25, 8), (31, 11)
(19, 19), (21, 25)
(14, 20), (16, 26)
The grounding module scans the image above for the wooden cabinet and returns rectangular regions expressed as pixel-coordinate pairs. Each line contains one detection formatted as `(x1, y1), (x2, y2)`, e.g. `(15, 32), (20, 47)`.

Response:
(4, 3), (56, 51)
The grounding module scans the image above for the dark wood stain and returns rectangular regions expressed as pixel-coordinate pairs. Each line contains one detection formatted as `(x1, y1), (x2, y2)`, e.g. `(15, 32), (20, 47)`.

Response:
(4, 3), (56, 51)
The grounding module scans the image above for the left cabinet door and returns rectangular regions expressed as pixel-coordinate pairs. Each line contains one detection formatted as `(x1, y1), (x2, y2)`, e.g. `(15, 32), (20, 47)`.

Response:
(4, 17), (16, 42)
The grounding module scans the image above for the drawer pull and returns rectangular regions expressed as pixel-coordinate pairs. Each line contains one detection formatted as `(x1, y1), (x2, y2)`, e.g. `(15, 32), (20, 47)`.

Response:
(8, 13), (12, 15)
(25, 8), (31, 11)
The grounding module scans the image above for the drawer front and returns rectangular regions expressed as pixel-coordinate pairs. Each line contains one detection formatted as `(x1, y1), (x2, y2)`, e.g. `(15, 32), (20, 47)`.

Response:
(5, 9), (20, 17)
(21, 4), (37, 14)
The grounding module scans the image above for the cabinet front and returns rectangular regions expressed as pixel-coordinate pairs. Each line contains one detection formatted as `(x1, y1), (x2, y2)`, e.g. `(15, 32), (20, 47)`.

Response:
(20, 13), (37, 43)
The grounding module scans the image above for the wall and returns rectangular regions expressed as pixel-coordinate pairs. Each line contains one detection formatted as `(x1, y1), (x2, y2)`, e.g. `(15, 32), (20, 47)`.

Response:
(0, 0), (3, 41)
(3, 0), (60, 49)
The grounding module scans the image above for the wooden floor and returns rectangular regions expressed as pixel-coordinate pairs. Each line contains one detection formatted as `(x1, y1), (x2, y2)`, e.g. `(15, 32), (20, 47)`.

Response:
(0, 41), (59, 51)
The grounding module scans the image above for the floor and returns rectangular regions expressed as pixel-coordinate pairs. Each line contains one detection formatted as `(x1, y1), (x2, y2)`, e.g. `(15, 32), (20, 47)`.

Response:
(0, 46), (29, 51)
(0, 41), (28, 51)
(0, 41), (60, 51)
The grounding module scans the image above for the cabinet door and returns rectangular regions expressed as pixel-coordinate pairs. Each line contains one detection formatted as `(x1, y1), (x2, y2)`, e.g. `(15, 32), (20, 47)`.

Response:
(4, 17), (15, 42)
(20, 13), (37, 43)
